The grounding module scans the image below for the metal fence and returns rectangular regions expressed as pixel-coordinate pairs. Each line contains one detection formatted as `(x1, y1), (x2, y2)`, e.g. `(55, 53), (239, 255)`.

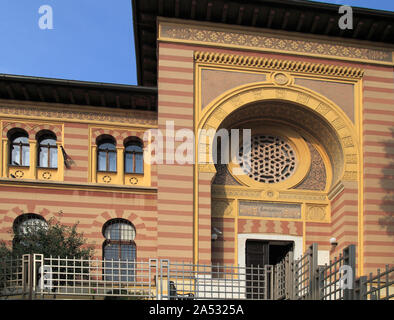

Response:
(0, 255), (26, 298)
(1, 245), (393, 300)
(293, 244), (318, 300)
(1, 254), (272, 300)
(318, 245), (356, 300)
(33, 255), (158, 299)
(162, 260), (272, 300)
(355, 265), (394, 300)
(273, 251), (293, 300)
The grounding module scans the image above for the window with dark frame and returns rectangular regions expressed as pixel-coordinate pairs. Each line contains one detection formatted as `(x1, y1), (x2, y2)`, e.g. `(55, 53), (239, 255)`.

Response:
(38, 132), (58, 168)
(9, 131), (30, 167)
(124, 140), (143, 174)
(97, 138), (117, 172)
(102, 219), (136, 282)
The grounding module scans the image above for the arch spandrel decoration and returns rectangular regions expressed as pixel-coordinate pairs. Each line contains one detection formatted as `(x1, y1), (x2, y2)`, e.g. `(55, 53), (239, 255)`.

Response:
(197, 78), (360, 187)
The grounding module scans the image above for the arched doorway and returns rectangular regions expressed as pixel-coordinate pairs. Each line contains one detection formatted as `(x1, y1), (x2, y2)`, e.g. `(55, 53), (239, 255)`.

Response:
(195, 80), (361, 270)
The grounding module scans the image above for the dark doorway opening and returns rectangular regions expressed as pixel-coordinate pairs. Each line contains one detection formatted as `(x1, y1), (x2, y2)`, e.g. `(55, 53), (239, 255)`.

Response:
(246, 239), (294, 266)
(245, 239), (294, 299)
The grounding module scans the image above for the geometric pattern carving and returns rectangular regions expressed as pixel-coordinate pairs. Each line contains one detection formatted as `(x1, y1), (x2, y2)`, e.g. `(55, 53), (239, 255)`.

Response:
(238, 135), (296, 184)
(295, 142), (326, 191)
(161, 21), (391, 64)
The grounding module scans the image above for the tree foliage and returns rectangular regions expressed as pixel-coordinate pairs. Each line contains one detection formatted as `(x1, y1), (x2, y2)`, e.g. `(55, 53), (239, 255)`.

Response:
(0, 217), (94, 259)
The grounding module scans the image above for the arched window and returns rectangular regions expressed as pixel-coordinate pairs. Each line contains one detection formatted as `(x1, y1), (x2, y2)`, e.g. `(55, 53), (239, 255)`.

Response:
(103, 219), (136, 281)
(9, 129), (30, 166)
(13, 213), (47, 235)
(124, 139), (143, 174)
(37, 131), (58, 168)
(97, 136), (117, 172)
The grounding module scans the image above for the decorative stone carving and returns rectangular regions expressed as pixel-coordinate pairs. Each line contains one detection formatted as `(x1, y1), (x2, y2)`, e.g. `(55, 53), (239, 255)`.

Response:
(212, 200), (234, 217)
(42, 171), (52, 180)
(273, 73), (290, 85)
(306, 205), (327, 221)
(129, 177), (138, 185)
(102, 176), (111, 183)
(161, 22), (391, 64)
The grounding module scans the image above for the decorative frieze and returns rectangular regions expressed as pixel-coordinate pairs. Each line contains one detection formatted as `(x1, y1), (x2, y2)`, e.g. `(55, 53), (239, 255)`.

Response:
(0, 104), (157, 127)
(160, 21), (391, 65)
(194, 51), (365, 79)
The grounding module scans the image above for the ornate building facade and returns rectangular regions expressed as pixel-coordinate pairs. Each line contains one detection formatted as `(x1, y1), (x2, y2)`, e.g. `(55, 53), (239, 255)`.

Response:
(0, 0), (393, 277)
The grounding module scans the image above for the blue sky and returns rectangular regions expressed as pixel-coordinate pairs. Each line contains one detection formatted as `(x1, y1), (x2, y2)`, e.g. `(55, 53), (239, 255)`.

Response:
(0, 0), (392, 86)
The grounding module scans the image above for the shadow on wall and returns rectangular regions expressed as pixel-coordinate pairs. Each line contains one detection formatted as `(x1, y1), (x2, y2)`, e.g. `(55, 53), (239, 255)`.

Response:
(378, 126), (394, 238)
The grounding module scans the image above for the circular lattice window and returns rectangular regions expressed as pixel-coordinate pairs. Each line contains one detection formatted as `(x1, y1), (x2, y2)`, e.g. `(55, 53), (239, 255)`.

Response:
(238, 135), (297, 184)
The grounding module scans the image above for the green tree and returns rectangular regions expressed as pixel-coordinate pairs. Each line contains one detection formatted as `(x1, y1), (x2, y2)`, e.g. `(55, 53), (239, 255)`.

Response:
(0, 217), (94, 259)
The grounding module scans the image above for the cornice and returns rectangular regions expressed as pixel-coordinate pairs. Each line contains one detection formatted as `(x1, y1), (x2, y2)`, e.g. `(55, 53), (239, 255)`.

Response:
(194, 51), (365, 79)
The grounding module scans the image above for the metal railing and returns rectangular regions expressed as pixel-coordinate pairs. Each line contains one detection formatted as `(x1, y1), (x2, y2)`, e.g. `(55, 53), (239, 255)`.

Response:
(1, 254), (273, 300)
(293, 244), (318, 300)
(1, 245), (392, 300)
(161, 260), (272, 300)
(318, 245), (356, 300)
(0, 255), (26, 298)
(273, 251), (293, 300)
(355, 265), (394, 300)
(33, 255), (158, 299)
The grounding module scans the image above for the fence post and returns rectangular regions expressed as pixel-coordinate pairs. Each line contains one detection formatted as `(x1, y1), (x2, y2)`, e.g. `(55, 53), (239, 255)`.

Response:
(343, 245), (356, 300)
(354, 276), (367, 300)
(22, 254), (33, 300)
(317, 266), (326, 300)
(285, 251), (294, 300)
(159, 259), (170, 300)
(310, 243), (319, 300)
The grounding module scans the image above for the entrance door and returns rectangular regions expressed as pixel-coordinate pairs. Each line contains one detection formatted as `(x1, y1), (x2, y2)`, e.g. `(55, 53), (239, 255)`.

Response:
(245, 240), (294, 299)
(245, 240), (269, 299)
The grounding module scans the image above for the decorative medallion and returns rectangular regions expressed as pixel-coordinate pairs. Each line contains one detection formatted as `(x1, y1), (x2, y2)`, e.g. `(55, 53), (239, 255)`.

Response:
(14, 170), (24, 178)
(42, 171), (52, 180)
(273, 73), (290, 85)
(307, 206), (327, 221)
(102, 176), (111, 183)
(129, 177), (138, 185)
(266, 190), (275, 198)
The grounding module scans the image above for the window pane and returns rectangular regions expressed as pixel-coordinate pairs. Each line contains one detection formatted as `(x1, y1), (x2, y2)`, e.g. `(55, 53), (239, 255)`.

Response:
(11, 145), (21, 165)
(50, 148), (58, 168)
(104, 243), (119, 260)
(104, 243), (135, 282)
(121, 244), (135, 260)
(125, 144), (142, 152)
(108, 152), (116, 172)
(22, 146), (30, 166)
(125, 153), (133, 173)
(99, 142), (116, 151)
(13, 136), (28, 144)
(40, 138), (56, 146)
(104, 221), (135, 241)
(18, 218), (47, 234)
(135, 153), (143, 174)
(98, 151), (106, 171)
(39, 147), (49, 167)
(105, 223), (120, 240)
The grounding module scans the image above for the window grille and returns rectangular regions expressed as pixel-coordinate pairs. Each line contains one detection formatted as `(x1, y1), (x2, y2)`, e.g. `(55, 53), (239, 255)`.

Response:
(238, 135), (296, 184)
